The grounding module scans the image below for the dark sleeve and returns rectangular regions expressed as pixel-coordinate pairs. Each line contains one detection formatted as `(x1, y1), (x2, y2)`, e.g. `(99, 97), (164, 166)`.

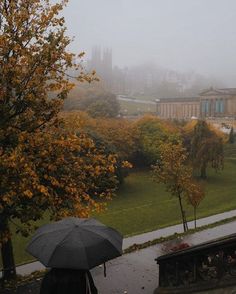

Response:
(87, 271), (98, 294)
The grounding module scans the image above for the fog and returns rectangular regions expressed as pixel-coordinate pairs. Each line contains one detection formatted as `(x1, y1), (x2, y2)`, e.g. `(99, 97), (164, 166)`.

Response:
(63, 0), (236, 87)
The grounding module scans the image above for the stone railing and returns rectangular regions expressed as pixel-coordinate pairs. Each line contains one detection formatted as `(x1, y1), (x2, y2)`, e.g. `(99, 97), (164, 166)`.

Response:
(155, 233), (236, 293)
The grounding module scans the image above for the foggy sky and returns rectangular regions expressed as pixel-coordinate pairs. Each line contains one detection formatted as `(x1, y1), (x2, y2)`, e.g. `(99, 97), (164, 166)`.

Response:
(63, 0), (236, 86)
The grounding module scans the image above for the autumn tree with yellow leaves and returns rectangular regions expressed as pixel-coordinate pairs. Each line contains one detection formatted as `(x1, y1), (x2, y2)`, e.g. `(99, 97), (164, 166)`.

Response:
(0, 0), (116, 280)
(185, 181), (205, 229)
(152, 143), (204, 232)
(61, 112), (134, 184)
(83, 117), (138, 162)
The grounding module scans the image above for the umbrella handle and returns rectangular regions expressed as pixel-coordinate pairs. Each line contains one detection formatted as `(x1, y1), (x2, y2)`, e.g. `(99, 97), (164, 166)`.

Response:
(104, 262), (106, 277)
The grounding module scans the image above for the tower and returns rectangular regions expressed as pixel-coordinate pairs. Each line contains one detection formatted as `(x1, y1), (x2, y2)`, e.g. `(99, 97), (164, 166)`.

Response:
(102, 48), (113, 90)
(88, 46), (113, 91)
(90, 46), (102, 74)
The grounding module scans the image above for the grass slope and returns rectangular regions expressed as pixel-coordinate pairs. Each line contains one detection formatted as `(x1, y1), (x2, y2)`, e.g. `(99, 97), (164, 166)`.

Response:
(96, 157), (236, 237)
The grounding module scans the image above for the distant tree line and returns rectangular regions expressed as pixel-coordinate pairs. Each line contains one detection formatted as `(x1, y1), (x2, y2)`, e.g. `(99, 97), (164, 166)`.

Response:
(63, 84), (120, 118)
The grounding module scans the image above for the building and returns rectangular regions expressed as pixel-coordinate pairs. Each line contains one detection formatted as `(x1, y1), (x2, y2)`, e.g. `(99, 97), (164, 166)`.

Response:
(156, 88), (236, 120)
(157, 97), (200, 119)
(200, 88), (236, 118)
(87, 46), (113, 90)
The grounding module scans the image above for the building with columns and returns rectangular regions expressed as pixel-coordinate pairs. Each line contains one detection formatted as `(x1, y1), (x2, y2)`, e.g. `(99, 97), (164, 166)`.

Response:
(156, 88), (236, 120)
(200, 88), (236, 118)
(157, 97), (200, 119)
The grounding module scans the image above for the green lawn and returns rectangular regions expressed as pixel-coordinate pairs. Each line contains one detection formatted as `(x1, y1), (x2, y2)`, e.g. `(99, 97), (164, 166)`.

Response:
(119, 100), (156, 116)
(96, 158), (236, 236)
(2, 145), (236, 266)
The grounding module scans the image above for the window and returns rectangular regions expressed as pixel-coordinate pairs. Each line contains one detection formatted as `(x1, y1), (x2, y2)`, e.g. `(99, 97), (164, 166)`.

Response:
(215, 99), (220, 113)
(219, 99), (224, 113)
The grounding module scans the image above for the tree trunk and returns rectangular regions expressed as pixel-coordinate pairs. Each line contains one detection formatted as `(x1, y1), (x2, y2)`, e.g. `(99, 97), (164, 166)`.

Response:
(0, 219), (16, 281)
(200, 163), (207, 179)
(194, 207), (197, 229)
(178, 194), (188, 232)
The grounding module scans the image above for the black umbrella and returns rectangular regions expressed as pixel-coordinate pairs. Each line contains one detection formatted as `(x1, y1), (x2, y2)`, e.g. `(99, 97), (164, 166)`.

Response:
(26, 217), (123, 270)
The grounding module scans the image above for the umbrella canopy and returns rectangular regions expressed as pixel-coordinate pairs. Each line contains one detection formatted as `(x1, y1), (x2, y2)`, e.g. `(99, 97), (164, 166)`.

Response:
(26, 217), (123, 270)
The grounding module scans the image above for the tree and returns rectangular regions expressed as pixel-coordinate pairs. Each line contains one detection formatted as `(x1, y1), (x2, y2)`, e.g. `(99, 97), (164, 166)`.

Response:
(189, 121), (224, 179)
(135, 115), (180, 166)
(83, 117), (135, 183)
(185, 181), (205, 228)
(228, 127), (235, 144)
(88, 118), (138, 161)
(0, 0), (96, 135)
(62, 112), (134, 183)
(86, 93), (120, 118)
(65, 86), (120, 118)
(152, 143), (191, 232)
(152, 142), (205, 232)
(0, 0), (106, 280)
(0, 128), (118, 279)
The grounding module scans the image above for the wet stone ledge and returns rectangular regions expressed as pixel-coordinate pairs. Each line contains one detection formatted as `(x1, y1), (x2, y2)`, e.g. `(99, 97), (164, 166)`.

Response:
(156, 233), (236, 293)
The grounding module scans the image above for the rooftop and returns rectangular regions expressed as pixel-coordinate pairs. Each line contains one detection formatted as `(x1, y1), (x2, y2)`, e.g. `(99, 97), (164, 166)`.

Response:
(200, 88), (236, 96)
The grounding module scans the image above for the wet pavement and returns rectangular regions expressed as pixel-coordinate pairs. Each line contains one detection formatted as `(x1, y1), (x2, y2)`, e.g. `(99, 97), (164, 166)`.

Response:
(92, 220), (236, 294)
(92, 246), (159, 294)
(13, 209), (236, 293)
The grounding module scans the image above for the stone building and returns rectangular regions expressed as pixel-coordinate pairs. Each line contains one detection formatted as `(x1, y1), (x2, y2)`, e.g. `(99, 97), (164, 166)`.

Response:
(200, 88), (236, 118)
(156, 88), (236, 120)
(157, 97), (200, 119)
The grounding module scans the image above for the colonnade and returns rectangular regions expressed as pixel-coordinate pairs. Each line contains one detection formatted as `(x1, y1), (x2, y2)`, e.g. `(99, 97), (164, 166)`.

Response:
(158, 102), (200, 119)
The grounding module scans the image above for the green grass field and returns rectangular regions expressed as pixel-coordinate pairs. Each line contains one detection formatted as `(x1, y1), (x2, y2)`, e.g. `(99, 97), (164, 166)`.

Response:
(96, 158), (236, 236)
(2, 144), (236, 266)
(119, 100), (156, 116)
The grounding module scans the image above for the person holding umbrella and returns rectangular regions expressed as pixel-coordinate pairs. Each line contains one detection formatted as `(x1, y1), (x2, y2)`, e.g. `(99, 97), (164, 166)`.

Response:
(26, 217), (123, 294)
(40, 268), (97, 294)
